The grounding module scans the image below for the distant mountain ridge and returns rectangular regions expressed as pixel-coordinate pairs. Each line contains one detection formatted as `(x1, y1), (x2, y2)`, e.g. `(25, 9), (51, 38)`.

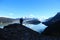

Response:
(0, 17), (17, 26)
(0, 17), (40, 26)
(42, 12), (60, 26)
(0, 17), (15, 23)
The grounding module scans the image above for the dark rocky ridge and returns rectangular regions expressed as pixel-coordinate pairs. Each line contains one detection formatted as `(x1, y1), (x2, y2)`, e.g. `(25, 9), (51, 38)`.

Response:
(41, 12), (60, 37)
(0, 28), (6, 40)
(42, 20), (60, 36)
(0, 23), (41, 40)
(0, 22), (60, 40)
(42, 12), (60, 26)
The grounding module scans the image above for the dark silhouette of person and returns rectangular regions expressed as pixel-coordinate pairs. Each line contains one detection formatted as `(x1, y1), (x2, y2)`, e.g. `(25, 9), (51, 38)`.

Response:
(20, 18), (23, 25)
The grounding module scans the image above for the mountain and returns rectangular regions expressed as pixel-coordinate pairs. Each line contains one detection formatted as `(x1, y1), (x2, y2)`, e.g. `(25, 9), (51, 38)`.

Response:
(12, 18), (41, 25)
(42, 12), (60, 26)
(3, 23), (40, 40)
(41, 12), (60, 36)
(0, 17), (40, 26)
(0, 17), (15, 23)
(0, 17), (16, 26)
(23, 18), (40, 25)
(42, 20), (60, 36)
(0, 23), (60, 40)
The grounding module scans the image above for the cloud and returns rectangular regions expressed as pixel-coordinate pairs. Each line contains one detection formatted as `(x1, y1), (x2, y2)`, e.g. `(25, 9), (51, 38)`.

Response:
(0, 13), (14, 18)
(9, 13), (14, 16)
(22, 14), (35, 18)
(28, 14), (48, 21)
(29, 14), (35, 17)
(36, 16), (48, 21)
(0, 16), (13, 18)
(27, 14), (35, 18)
(5, 13), (16, 18)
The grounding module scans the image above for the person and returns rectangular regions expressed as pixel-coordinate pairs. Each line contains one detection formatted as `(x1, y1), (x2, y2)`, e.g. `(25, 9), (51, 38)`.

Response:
(20, 18), (23, 25)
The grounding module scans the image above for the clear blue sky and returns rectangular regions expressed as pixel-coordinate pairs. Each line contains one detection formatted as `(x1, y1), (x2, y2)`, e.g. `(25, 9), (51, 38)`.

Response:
(0, 0), (60, 20)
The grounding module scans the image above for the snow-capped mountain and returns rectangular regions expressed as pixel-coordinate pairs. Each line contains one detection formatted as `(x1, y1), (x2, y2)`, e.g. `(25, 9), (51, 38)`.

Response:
(0, 17), (40, 26)
(15, 18), (41, 25)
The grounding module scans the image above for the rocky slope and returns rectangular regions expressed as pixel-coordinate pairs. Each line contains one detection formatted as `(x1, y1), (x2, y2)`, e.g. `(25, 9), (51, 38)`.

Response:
(0, 23), (40, 40)
(42, 12), (60, 26)
(0, 23), (60, 40)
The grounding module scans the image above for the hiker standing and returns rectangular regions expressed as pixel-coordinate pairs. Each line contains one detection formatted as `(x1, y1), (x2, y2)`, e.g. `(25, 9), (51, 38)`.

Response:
(20, 18), (23, 25)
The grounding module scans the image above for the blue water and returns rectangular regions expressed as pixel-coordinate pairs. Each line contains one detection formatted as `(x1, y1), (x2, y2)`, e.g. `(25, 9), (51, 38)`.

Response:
(0, 26), (4, 28)
(0, 23), (47, 33)
(24, 23), (47, 33)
